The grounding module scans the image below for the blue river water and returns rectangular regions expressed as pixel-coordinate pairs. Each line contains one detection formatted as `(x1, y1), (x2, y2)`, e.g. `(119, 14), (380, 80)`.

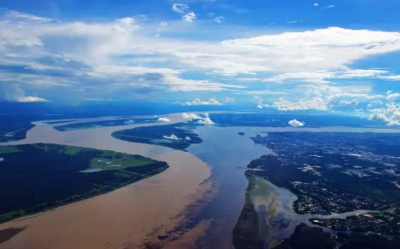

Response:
(187, 126), (268, 249)
(186, 125), (382, 248)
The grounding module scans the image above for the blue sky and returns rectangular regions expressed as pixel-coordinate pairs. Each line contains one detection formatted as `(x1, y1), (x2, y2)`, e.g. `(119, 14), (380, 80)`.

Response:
(1, 0), (400, 124)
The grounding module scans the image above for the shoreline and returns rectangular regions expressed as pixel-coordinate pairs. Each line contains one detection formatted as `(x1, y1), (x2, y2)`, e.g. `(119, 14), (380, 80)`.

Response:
(0, 113), (212, 249)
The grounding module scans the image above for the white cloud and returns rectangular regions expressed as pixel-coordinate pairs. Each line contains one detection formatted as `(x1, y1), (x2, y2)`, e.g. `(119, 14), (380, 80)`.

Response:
(158, 117), (171, 122)
(124, 120), (135, 124)
(183, 12), (196, 22)
(337, 99), (359, 107)
(254, 96), (272, 109)
(263, 69), (396, 84)
(163, 134), (179, 140)
(217, 27), (400, 75)
(185, 136), (191, 140)
(238, 89), (286, 95)
(2, 9), (400, 103)
(386, 93), (400, 102)
(327, 5), (335, 8)
(182, 113), (202, 119)
(253, 84), (387, 112)
(163, 75), (244, 92)
(214, 16), (224, 23)
(367, 100), (384, 108)
(172, 3), (195, 22)
(273, 97), (328, 111)
(314, 3), (319, 6)
(224, 97), (236, 103)
(5, 10), (52, 22)
(116, 17), (135, 25)
(172, 3), (189, 14)
(388, 120), (400, 126)
(156, 22), (168, 36)
(185, 98), (222, 106)
(197, 117), (214, 125)
(188, 113), (215, 125)
(369, 98), (400, 126)
(0, 84), (49, 102)
(287, 20), (302, 24)
(16, 96), (49, 102)
(379, 75), (400, 80)
(288, 119), (305, 127)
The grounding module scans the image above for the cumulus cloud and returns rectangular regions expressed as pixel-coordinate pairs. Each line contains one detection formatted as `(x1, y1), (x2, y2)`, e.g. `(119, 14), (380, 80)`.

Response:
(288, 119), (305, 127)
(2, 9), (400, 103)
(182, 113), (202, 119)
(214, 16), (224, 23)
(124, 120), (135, 124)
(368, 94), (400, 126)
(386, 93), (400, 102)
(370, 112), (386, 121)
(337, 99), (359, 107)
(16, 96), (49, 102)
(254, 96), (272, 109)
(387, 120), (400, 126)
(172, 3), (189, 14)
(217, 28), (400, 75)
(197, 117), (214, 125)
(183, 12), (196, 22)
(254, 84), (388, 112)
(224, 97), (236, 103)
(0, 9), (249, 100)
(314, 3), (319, 6)
(185, 98), (222, 106)
(158, 117), (171, 122)
(172, 3), (195, 22)
(367, 100), (384, 108)
(163, 134), (179, 140)
(0, 84), (49, 102)
(273, 97), (328, 111)
(193, 113), (215, 125)
(185, 136), (191, 140)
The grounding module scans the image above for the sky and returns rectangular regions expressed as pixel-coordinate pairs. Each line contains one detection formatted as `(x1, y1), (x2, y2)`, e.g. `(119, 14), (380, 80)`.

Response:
(1, 0), (400, 125)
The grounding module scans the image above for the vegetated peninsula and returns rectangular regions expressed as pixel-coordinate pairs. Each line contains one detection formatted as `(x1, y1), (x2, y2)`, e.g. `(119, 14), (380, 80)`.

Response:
(0, 144), (168, 223)
(112, 123), (202, 150)
(0, 118), (34, 142)
(53, 118), (158, 131)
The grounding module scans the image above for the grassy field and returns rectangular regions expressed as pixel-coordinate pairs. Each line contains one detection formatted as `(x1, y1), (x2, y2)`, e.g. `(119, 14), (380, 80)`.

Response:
(0, 144), (168, 223)
(0, 146), (23, 154)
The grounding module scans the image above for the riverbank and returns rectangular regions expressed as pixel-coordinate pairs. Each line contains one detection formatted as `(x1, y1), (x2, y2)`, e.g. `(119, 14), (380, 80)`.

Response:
(0, 144), (168, 223)
(0, 114), (212, 249)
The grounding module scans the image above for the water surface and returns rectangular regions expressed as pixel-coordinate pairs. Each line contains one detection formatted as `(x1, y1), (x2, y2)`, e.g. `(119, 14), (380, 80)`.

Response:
(0, 114), (211, 249)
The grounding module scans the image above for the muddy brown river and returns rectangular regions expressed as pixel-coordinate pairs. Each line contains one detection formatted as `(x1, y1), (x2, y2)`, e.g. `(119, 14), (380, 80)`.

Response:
(0, 113), (211, 249)
(3, 113), (396, 249)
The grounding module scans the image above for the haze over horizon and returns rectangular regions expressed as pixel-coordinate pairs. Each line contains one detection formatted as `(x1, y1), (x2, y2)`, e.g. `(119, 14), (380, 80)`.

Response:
(1, 0), (400, 125)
